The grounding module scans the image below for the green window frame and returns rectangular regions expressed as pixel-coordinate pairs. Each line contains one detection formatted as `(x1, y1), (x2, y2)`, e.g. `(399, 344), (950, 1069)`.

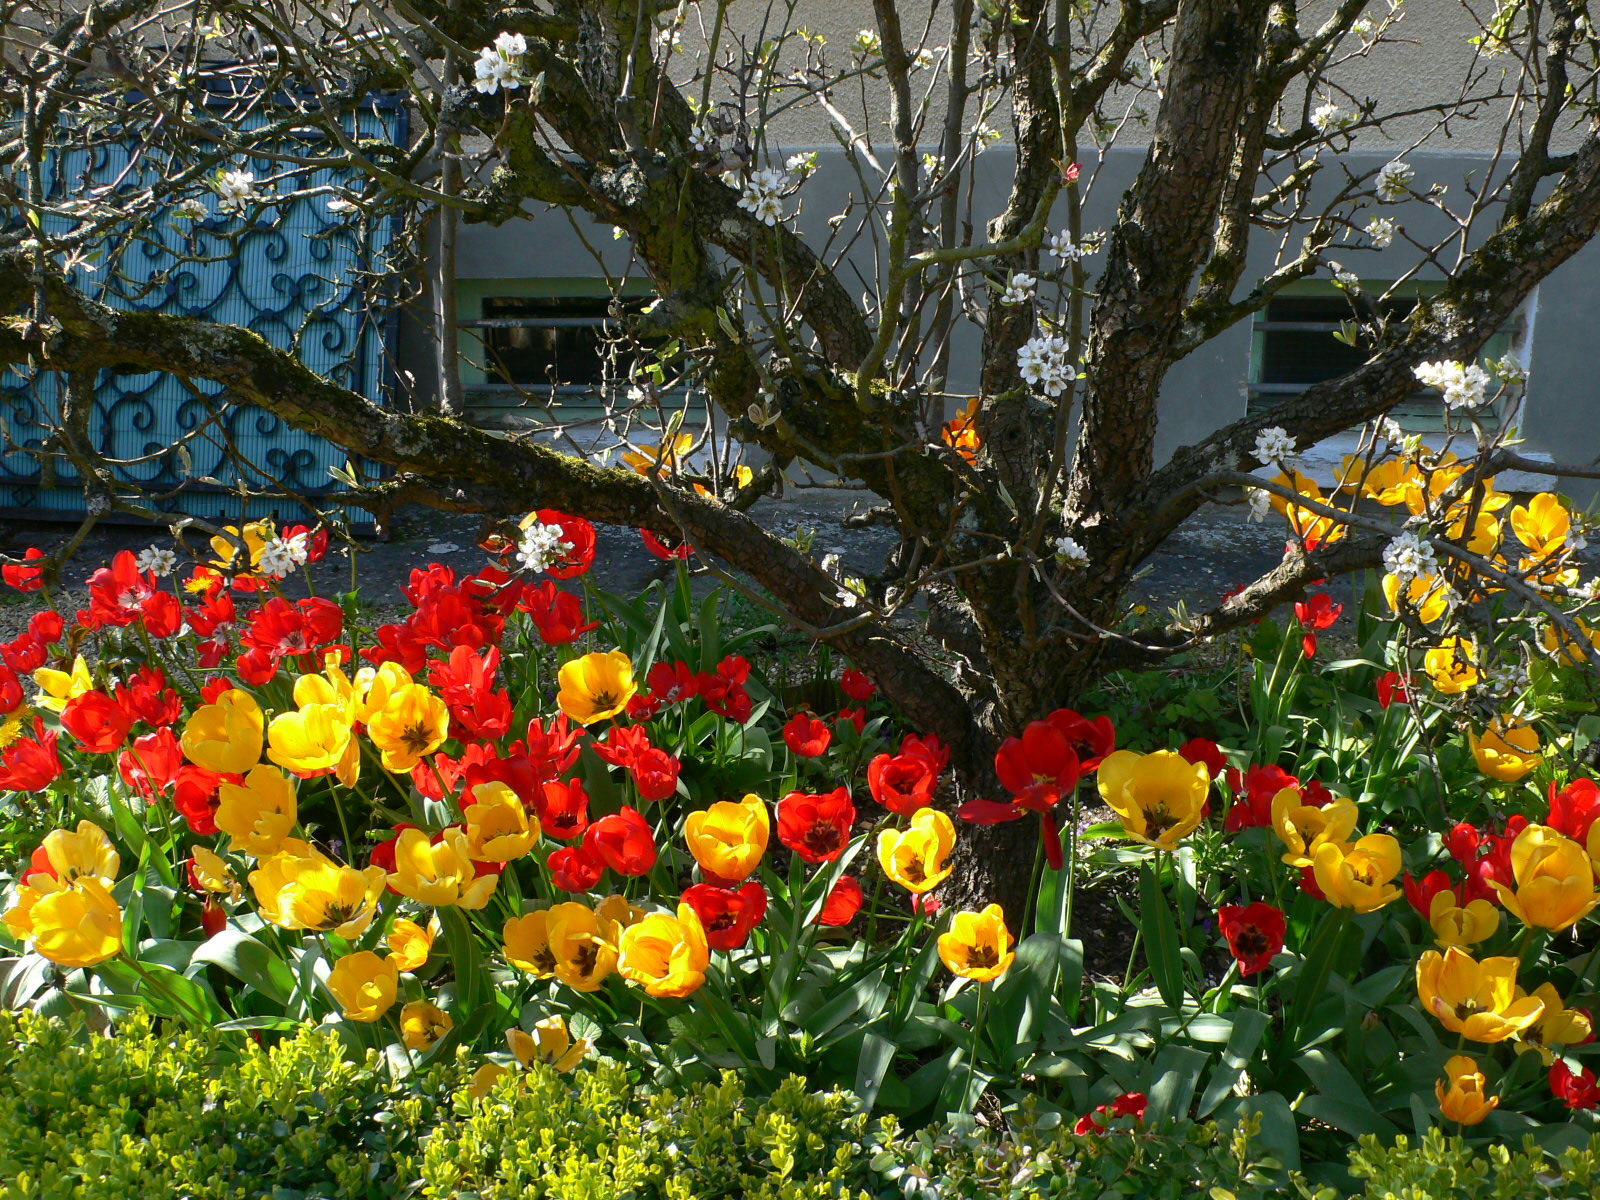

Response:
(1247, 279), (1515, 430)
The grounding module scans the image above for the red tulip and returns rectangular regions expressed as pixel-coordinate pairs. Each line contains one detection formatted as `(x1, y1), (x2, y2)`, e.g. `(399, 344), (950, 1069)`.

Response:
(1376, 671), (1412, 709)
(783, 712), (832, 758)
(1551, 1060), (1600, 1110)
(867, 734), (947, 816)
(537, 777), (590, 841)
(839, 668), (875, 702)
(776, 787), (856, 863)
(2, 547), (45, 591)
(630, 747), (681, 802)
(549, 844), (605, 892)
(174, 765), (228, 835)
(1052, 710), (1117, 772)
(60, 691), (133, 753)
(583, 806), (658, 876)
(816, 875), (864, 926)
(0, 718), (63, 790)
(641, 529), (692, 560)
(1548, 778), (1600, 844)
(1217, 901), (1285, 976)
(118, 728), (184, 798)
(1177, 737), (1228, 782)
(682, 882), (767, 950)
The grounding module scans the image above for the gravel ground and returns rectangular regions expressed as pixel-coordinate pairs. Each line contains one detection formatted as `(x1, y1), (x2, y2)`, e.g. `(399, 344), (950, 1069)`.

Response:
(0, 496), (1359, 640)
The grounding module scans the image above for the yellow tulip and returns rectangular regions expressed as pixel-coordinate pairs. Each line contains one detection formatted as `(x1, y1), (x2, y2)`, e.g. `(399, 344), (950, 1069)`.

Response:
(4, 874), (123, 968)
(1492, 824), (1600, 931)
(468, 1062), (510, 1100)
(1311, 834), (1402, 912)
(249, 845), (386, 938)
(266, 703), (354, 776)
(594, 894), (648, 929)
(546, 902), (620, 993)
(463, 781), (540, 862)
(400, 1000), (454, 1051)
(1423, 637), (1478, 695)
(387, 828), (498, 909)
(1382, 572), (1450, 625)
(620, 433), (694, 475)
(1469, 718), (1542, 783)
(1517, 983), (1593, 1065)
(181, 688), (265, 774)
(209, 519), (274, 575)
(1417, 947), (1544, 1043)
(190, 845), (242, 901)
(618, 903), (710, 998)
(684, 794), (770, 882)
(214, 764), (298, 856)
(556, 650), (638, 726)
(877, 809), (957, 894)
(387, 916), (438, 972)
(1541, 618), (1600, 666)
(938, 904), (1015, 982)
(37, 820), (119, 885)
(32, 655), (93, 713)
(1511, 492), (1573, 560)
(1427, 892), (1500, 949)
(326, 951), (399, 1022)
(504, 910), (557, 977)
(507, 1015), (592, 1073)
(351, 662), (414, 724)
(366, 684), (450, 773)
(1097, 749), (1209, 850)
(1436, 1055), (1497, 1125)
(1272, 791), (1359, 869)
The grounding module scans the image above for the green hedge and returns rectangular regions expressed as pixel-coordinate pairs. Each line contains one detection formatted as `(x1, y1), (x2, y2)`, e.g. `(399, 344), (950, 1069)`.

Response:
(1, 1012), (1598, 1200)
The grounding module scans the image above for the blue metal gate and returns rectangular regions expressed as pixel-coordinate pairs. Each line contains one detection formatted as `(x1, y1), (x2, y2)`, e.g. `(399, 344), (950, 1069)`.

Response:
(0, 105), (401, 525)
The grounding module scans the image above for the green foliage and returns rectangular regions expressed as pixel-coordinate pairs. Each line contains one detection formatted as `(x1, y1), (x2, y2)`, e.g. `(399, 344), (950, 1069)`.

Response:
(1345, 1129), (1600, 1199)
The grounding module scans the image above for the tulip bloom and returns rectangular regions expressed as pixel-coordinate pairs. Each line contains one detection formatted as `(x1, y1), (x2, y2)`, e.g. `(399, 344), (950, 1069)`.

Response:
(1436, 1055), (1497, 1125)
(1470, 718), (1542, 783)
(4, 874), (124, 967)
(267, 701), (354, 776)
(556, 650), (638, 725)
(538, 778), (591, 841)
(817, 875), (864, 926)
(387, 917), (437, 971)
(60, 691), (133, 754)
(463, 781), (540, 862)
(618, 903), (711, 998)
(215, 764), (299, 856)
(1376, 671), (1412, 709)
(776, 787), (857, 864)
(1075, 1091), (1148, 1135)
(388, 828), (499, 909)
(546, 901), (621, 992)
(249, 846), (386, 938)
(503, 911), (557, 977)
(1312, 834), (1402, 912)
(684, 794), (770, 881)
(782, 712), (832, 758)
(398, 1000), (454, 1051)
(1493, 824), (1600, 931)
(682, 882), (767, 951)
(938, 904), (1015, 982)
(32, 820), (119, 885)
(327, 951), (399, 1022)
(867, 734), (947, 816)
(1551, 1059), (1600, 1110)
(549, 845), (605, 892)
(508, 1015), (592, 1072)
(583, 807), (658, 876)
(118, 729), (184, 799)
(1097, 749), (1209, 852)
(1517, 983), (1593, 1064)
(367, 684), (451, 773)
(1216, 901), (1285, 976)
(877, 809), (957, 894)
(181, 688), (265, 774)
(1272, 792), (1359, 869)
(1548, 777), (1600, 844)
(1417, 947), (1545, 1042)
(32, 655), (93, 712)
(1426, 892), (1500, 949)
(1423, 637), (1479, 695)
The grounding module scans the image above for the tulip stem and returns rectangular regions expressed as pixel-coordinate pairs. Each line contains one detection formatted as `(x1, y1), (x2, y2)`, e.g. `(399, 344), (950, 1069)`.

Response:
(122, 953), (209, 1027)
(1020, 826), (1046, 940)
(964, 982), (989, 1114)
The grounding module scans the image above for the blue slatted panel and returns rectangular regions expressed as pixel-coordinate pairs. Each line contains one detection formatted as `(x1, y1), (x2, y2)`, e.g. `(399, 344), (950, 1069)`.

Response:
(0, 105), (400, 525)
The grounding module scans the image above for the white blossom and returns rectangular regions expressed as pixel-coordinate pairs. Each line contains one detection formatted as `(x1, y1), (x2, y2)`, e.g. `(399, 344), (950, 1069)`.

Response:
(1311, 102), (1352, 134)
(135, 546), (177, 577)
(1483, 660), (1530, 699)
(920, 152), (944, 178)
(1047, 229), (1104, 263)
(1016, 333), (1076, 397)
(1053, 536), (1089, 568)
(735, 166), (793, 226)
(1567, 526), (1589, 554)
(689, 125), (714, 153)
(326, 196), (356, 214)
(655, 24), (682, 51)
(1412, 360), (1492, 410)
(913, 47), (939, 70)
(1329, 262), (1360, 291)
(784, 151), (818, 179)
(1246, 488), (1272, 522)
(1253, 425), (1298, 466)
(974, 125), (1002, 151)
(213, 169), (257, 212)
(1375, 160), (1415, 203)
(1377, 416), (1405, 445)
(1365, 217), (1397, 248)
(172, 197), (208, 221)
(1352, 17), (1375, 38)
(852, 29), (882, 56)
(1490, 353), (1527, 385)
(473, 33), (527, 94)
(516, 521), (574, 573)
(1383, 530), (1438, 582)
(999, 273), (1036, 305)
(257, 534), (309, 579)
